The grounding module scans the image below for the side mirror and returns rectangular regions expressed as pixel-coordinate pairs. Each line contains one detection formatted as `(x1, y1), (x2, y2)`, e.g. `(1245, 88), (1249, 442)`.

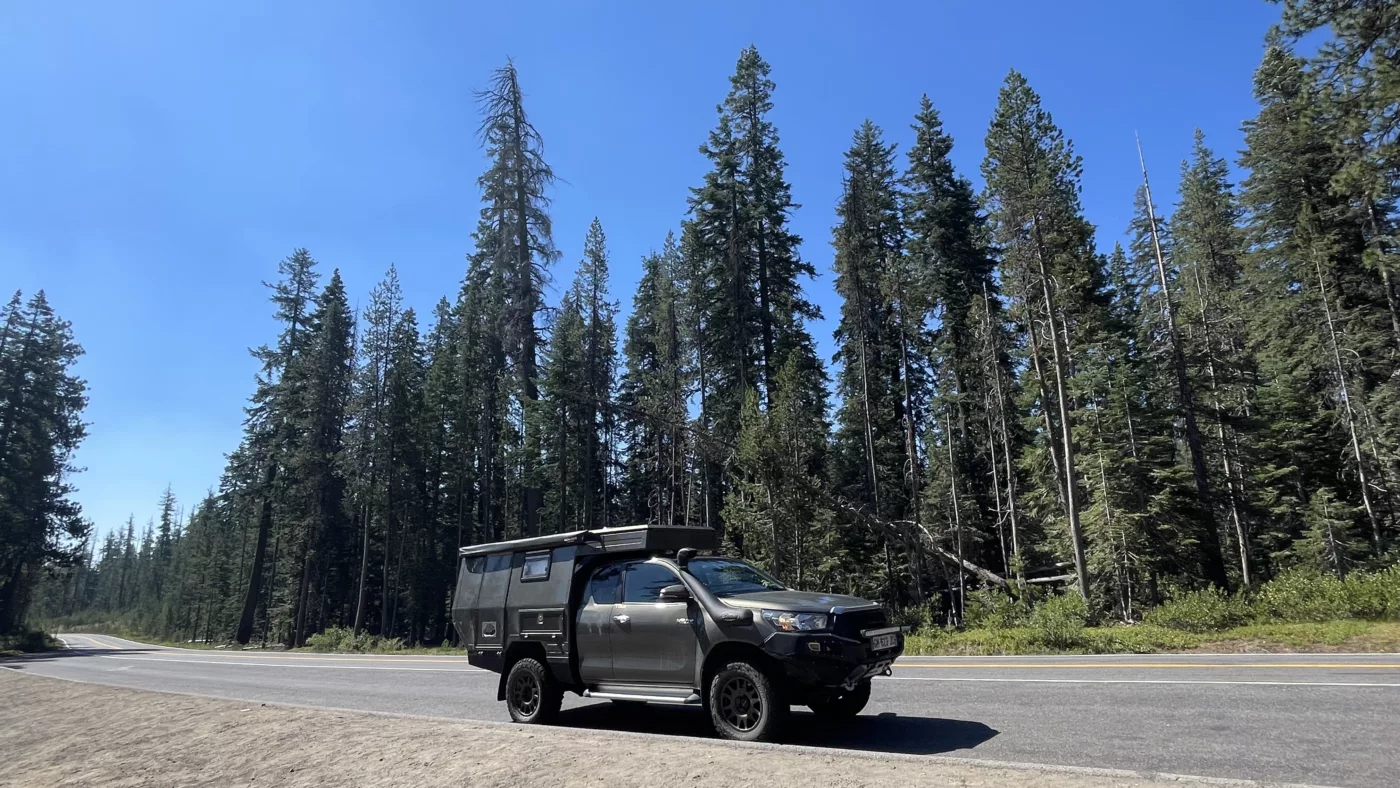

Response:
(659, 584), (692, 602)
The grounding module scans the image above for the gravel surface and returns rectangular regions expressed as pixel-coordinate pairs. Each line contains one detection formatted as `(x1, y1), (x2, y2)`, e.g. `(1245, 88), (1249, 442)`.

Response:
(0, 671), (1323, 788)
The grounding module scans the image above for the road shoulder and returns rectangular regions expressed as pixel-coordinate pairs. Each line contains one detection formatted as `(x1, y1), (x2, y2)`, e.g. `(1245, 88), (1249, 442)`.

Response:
(0, 670), (1325, 788)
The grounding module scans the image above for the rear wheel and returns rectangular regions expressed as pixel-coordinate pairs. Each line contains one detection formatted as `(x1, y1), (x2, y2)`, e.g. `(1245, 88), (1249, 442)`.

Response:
(505, 657), (562, 725)
(808, 680), (871, 720)
(708, 661), (786, 742)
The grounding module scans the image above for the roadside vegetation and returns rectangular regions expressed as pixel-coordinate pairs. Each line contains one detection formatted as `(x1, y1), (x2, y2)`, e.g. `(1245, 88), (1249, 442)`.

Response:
(905, 568), (1400, 655)
(302, 627), (461, 654)
(0, 629), (61, 656)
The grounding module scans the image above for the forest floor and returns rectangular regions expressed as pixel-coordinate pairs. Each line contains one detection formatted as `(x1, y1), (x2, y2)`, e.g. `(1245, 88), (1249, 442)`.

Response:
(0, 670), (1298, 788)
(903, 620), (1400, 655)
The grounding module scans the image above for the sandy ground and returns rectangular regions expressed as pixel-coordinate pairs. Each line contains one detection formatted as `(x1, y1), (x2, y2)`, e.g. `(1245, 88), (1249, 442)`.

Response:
(0, 670), (1301, 788)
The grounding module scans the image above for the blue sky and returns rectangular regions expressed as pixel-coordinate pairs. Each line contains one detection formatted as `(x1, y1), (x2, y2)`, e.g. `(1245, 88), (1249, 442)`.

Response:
(3, 0), (1281, 535)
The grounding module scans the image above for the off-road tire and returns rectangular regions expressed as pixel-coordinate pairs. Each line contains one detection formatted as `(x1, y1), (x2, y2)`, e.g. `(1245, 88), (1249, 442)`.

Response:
(708, 661), (787, 742)
(505, 657), (562, 725)
(808, 680), (871, 720)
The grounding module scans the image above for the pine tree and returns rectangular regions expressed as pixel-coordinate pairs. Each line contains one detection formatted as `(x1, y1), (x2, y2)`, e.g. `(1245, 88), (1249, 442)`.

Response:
(280, 270), (355, 644)
(474, 60), (558, 538)
(1240, 42), (1395, 557)
(540, 288), (588, 532)
(905, 96), (1010, 599)
(829, 120), (910, 602)
(683, 46), (821, 542)
(0, 290), (90, 633)
(982, 72), (1111, 601)
(1174, 131), (1261, 586)
(576, 219), (619, 529)
(722, 354), (833, 587)
(347, 267), (401, 635)
(380, 307), (425, 637)
(618, 233), (692, 526)
(234, 249), (320, 644)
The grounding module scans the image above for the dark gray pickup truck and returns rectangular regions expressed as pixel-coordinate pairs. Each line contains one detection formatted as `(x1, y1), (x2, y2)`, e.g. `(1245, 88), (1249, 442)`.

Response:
(451, 524), (903, 741)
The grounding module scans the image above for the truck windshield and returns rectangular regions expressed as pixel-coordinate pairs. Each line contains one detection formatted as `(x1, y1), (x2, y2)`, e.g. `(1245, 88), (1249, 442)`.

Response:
(686, 558), (785, 597)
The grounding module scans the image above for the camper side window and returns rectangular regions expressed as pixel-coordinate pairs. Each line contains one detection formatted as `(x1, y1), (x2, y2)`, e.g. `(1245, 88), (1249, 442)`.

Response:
(521, 550), (551, 581)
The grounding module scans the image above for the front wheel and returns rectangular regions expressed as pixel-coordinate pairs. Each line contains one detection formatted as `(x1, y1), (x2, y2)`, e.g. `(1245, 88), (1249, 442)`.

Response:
(808, 680), (871, 720)
(505, 657), (562, 725)
(708, 661), (787, 742)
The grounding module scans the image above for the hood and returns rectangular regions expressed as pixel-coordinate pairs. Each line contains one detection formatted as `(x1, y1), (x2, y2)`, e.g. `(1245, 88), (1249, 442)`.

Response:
(718, 589), (878, 614)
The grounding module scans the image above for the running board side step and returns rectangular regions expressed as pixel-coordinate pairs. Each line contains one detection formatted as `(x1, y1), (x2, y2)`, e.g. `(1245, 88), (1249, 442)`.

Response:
(584, 689), (702, 705)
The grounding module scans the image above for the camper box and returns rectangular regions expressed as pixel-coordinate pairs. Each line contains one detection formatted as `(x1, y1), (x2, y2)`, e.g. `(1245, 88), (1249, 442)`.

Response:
(450, 524), (718, 677)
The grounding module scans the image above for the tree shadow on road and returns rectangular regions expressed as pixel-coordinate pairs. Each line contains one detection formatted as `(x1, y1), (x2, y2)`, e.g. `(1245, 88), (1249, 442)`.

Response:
(0, 646), (159, 670)
(555, 702), (998, 755)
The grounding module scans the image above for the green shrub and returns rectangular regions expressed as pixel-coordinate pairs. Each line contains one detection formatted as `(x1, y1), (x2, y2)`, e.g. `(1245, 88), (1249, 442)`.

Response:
(305, 626), (403, 653)
(1143, 587), (1251, 632)
(0, 629), (59, 655)
(1341, 566), (1400, 620)
(963, 589), (1031, 629)
(1028, 593), (1087, 648)
(1253, 569), (1353, 622)
(1248, 567), (1400, 623)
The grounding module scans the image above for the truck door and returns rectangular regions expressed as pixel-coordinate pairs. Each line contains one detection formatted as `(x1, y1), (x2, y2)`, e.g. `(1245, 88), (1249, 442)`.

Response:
(611, 561), (699, 686)
(576, 563), (622, 683)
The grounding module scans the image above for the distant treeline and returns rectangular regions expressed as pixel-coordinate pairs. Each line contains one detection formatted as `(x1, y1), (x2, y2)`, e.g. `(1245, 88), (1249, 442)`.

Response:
(26, 1), (1400, 645)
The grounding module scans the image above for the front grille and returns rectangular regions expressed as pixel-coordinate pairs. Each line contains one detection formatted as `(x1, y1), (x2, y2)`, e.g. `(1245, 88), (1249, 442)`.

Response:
(832, 607), (888, 639)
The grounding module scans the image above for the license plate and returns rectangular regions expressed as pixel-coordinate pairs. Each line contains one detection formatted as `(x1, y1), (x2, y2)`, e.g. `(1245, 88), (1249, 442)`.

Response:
(870, 633), (897, 651)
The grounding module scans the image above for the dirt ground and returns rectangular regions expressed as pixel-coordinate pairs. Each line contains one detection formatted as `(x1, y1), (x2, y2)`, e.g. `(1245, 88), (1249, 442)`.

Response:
(0, 671), (1270, 788)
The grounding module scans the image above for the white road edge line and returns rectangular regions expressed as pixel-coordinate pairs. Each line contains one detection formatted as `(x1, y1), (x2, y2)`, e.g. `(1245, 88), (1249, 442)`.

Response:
(96, 655), (488, 673)
(4, 669), (1339, 788)
(886, 676), (1400, 688)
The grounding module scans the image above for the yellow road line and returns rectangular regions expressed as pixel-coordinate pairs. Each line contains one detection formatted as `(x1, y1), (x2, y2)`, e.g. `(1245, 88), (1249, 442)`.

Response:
(66, 635), (117, 650)
(893, 662), (1400, 669)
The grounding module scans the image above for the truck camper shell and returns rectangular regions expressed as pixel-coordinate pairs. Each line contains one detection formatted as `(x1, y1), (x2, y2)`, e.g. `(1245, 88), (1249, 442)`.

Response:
(451, 524), (718, 678)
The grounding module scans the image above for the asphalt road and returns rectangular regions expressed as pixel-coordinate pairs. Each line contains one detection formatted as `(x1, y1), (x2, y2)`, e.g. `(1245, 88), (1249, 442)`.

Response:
(7, 634), (1399, 788)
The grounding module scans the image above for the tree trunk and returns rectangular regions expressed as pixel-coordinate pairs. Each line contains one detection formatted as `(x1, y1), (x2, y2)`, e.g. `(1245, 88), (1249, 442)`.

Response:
(353, 501), (370, 634)
(1029, 222), (1089, 602)
(1189, 264), (1252, 588)
(1138, 143), (1228, 589)
(1313, 250), (1381, 547)
(235, 462), (275, 645)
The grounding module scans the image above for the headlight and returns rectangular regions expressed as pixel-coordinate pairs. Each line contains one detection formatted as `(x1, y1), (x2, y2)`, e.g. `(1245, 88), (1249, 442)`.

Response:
(760, 610), (829, 632)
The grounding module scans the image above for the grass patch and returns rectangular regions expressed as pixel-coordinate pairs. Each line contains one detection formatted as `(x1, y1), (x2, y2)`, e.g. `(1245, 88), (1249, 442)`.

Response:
(0, 629), (62, 656)
(904, 620), (1400, 655)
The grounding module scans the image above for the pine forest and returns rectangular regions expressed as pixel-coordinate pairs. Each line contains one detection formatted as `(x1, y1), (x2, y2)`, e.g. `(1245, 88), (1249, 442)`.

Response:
(9, 1), (1400, 647)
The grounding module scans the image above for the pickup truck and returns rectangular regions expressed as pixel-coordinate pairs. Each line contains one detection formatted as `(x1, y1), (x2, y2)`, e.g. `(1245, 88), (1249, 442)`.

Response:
(451, 524), (903, 741)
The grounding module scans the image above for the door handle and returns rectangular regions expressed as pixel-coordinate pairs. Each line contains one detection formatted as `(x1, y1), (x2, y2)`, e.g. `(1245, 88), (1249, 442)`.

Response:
(612, 614), (631, 625)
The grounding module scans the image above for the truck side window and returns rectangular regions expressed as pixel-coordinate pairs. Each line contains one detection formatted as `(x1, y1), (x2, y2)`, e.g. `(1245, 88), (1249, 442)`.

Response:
(623, 562), (679, 603)
(521, 550), (551, 581)
(586, 564), (623, 605)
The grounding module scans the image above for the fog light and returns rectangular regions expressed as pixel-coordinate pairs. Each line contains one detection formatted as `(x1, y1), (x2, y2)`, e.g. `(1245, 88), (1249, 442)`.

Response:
(807, 641), (822, 653)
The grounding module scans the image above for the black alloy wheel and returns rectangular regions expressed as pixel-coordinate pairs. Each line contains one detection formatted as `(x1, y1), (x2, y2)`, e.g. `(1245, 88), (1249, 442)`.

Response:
(708, 661), (786, 742)
(505, 657), (562, 724)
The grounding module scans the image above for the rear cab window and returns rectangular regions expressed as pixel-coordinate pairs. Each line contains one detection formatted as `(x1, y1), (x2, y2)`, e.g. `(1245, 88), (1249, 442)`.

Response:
(621, 561), (680, 603)
(585, 563), (623, 605)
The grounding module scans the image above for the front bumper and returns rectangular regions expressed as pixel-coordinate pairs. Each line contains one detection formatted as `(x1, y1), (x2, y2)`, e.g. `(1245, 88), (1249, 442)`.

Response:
(763, 628), (904, 689)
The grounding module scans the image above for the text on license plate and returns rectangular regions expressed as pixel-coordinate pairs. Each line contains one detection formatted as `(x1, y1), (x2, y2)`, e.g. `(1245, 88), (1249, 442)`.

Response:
(869, 633), (898, 651)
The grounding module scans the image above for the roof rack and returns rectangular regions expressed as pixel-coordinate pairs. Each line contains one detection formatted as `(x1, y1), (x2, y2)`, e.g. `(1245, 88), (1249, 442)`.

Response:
(457, 524), (718, 559)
